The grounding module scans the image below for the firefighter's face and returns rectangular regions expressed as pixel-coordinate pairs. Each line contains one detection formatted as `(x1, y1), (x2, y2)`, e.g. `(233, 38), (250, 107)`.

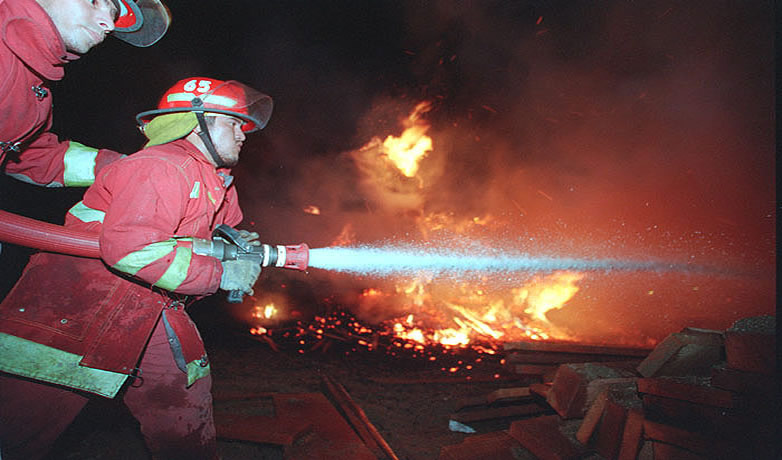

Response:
(38, 0), (117, 54)
(208, 116), (246, 167)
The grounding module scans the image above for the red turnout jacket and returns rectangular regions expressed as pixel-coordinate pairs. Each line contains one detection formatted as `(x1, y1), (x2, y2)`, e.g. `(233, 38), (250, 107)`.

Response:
(0, 139), (243, 397)
(0, 0), (122, 186)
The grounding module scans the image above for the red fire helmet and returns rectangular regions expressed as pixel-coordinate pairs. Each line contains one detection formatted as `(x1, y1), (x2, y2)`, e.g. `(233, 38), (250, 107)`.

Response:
(136, 77), (274, 132)
(111, 0), (171, 47)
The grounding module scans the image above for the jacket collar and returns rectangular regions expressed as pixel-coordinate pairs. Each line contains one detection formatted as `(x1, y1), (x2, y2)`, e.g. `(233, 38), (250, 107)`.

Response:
(1, 0), (79, 81)
(172, 139), (235, 184)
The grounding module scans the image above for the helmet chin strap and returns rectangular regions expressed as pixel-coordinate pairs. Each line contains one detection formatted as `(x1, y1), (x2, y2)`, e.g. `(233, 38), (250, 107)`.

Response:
(192, 98), (227, 168)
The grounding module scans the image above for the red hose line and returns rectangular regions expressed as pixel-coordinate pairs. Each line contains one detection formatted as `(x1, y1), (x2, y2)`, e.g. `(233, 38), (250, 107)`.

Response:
(0, 209), (100, 258)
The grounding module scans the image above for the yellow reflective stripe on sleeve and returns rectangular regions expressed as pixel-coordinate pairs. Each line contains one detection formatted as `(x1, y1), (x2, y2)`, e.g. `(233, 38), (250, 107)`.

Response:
(63, 141), (99, 187)
(186, 360), (211, 386)
(0, 333), (129, 398)
(153, 246), (192, 291)
(113, 239), (177, 275)
(68, 201), (105, 223)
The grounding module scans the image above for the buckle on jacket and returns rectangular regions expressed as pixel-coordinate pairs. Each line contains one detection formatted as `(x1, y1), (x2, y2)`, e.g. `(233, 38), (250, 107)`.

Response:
(129, 367), (144, 387)
(1, 141), (21, 154)
(31, 85), (48, 101)
(165, 300), (185, 311)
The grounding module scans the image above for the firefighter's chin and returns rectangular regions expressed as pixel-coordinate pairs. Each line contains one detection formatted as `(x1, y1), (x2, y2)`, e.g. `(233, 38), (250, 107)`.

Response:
(219, 150), (240, 167)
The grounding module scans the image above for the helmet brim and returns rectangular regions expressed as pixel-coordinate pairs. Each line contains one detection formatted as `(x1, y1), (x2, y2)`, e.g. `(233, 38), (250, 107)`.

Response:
(113, 0), (171, 47)
(137, 80), (273, 132)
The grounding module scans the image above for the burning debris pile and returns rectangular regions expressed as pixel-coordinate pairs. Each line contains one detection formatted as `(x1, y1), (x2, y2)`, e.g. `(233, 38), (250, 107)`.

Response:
(246, 308), (510, 381)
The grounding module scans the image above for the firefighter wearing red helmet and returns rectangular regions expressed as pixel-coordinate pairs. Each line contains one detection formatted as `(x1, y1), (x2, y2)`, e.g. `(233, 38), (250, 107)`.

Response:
(0, 0), (171, 187)
(137, 77), (273, 167)
(0, 77), (269, 460)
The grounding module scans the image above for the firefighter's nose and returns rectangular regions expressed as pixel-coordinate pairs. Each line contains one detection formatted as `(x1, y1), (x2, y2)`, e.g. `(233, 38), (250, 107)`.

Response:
(97, 10), (115, 33)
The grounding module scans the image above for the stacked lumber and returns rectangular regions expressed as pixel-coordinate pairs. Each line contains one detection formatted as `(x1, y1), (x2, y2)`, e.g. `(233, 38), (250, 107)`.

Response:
(439, 315), (777, 460)
(572, 316), (776, 459)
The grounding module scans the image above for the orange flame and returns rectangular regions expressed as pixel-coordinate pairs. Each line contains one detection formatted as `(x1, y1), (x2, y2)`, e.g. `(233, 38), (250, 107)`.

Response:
(381, 101), (433, 177)
(369, 265), (582, 349)
(516, 272), (584, 323)
(330, 223), (356, 246)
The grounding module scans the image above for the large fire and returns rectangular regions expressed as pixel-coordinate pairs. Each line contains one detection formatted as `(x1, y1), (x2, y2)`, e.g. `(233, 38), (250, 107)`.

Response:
(239, 2), (774, 360)
(249, 101), (589, 351)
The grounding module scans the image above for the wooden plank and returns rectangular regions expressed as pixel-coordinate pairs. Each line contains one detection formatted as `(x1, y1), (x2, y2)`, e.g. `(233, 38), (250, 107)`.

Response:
(503, 341), (651, 357)
(455, 387), (533, 411)
(641, 395), (752, 437)
(593, 397), (628, 460)
(508, 415), (590, 460)
(451, 403), (549, 424)
(546, 362), (637, 419)
(529, 383), (552, 399)
(321, 375), (400, 460)
(637, 330), (724, 378)
(276, 393), (377, 460)
(511, 364), (559, 376)
(642, 420), (740, 458)
(576, 390), (608, 445)
(617, 409), (645, 460)
(637, 378), (737, 408)
(506, 350), (643, 364)
(488, 387), (532, 404)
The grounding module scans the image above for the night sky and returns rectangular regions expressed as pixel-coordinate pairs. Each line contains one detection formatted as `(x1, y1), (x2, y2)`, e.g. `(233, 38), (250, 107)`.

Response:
(0, 1), (775, 343)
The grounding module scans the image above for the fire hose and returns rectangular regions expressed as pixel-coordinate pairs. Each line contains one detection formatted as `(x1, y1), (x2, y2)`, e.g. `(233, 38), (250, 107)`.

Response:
(0, 209), (99, 258)
(0, 210), (308, 302)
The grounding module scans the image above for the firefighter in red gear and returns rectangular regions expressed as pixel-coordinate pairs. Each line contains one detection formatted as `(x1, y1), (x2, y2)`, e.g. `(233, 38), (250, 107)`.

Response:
(0, 77), (272, 460)
(0, 0), (170, 186)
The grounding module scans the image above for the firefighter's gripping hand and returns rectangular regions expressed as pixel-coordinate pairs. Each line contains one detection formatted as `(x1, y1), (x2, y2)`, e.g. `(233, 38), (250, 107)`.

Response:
(237, 229), (261, 246)
(220, 259), (261, 295)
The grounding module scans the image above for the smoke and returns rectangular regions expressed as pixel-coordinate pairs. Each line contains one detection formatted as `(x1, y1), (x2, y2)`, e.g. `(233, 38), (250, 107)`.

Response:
(229, 1), (774, 342)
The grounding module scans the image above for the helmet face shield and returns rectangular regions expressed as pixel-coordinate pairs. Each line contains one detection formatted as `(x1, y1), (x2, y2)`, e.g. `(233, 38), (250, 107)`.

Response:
(137, 78), (273, 133)
(196, 81), (273, 132)
(112, 0), (171, 47)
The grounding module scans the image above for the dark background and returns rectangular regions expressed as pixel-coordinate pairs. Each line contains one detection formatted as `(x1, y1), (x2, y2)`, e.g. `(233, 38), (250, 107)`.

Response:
(1, 0), (775, 343)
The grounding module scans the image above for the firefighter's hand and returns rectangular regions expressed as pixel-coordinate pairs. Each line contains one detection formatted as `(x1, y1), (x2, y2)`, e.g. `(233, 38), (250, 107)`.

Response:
(220, 259), (261, 294)
(237, 229), (261, 246)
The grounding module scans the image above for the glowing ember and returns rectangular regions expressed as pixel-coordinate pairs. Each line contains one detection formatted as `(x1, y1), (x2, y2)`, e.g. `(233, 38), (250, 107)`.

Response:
(303, 205), (321, 215)
(252, 303), (278, 320)
(380, 101), (433, 177)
